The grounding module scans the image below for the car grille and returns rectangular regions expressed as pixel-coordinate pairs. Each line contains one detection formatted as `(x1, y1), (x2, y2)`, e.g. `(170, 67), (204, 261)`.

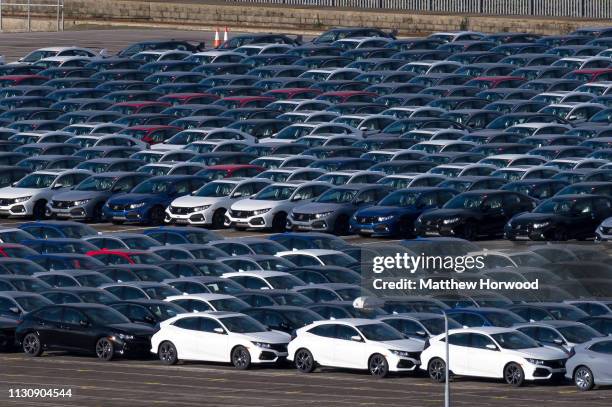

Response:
(269, 343), (288, 353)
(109, 203), (127, 211)
(356, 216), (378, 224)
(169, 206), (194, 215)
(0, 198), (17, 205)
(230, 209), (254, 218)
(52, 200), (74, 209)
(292, 212), (315, 221)
(542, 359), (566, 369)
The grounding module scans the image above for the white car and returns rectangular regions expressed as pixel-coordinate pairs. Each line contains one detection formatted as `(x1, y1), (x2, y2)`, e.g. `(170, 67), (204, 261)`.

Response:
(565, 337), (612, 391)
(165, 293), (250, 313)
(420, 327), (568, 386)
(18, 46), (98, 64)
(222, 271), (305, 290)
(165, 178), (272, 227)
(275, 249), (357, 268)
(225, 181), (330, 232)
(287, 319), (421, 378)
(151, 311), (291, 368)
(0, 169), (91, 218)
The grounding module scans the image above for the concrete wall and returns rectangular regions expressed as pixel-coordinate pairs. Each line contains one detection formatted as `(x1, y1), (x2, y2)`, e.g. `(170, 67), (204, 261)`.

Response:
(1, 0), (610, 34)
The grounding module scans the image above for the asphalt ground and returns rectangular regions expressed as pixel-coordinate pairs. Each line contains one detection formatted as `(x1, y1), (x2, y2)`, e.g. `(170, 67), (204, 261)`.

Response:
(0, 28), (611, 406)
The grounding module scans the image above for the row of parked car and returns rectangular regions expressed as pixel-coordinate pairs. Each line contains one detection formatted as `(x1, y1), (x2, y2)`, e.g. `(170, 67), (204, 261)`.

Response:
(3, 28), (612, 239)
(0, 220), (610, 389)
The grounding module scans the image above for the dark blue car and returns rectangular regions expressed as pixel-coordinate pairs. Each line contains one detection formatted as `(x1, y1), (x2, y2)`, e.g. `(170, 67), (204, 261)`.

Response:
(18, 221), (98, 239)
(349, 187), (458, 237)
(102, 175), (207, 225)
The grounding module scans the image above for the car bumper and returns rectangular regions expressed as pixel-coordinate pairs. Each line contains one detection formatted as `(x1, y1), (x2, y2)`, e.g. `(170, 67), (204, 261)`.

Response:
(286, 217), (333, 232)
(524, 364), (566, 381)
(415, 223), (458, 237)
(387, 354), (420, 372)
(103, 207), (149, 223)
(48, 205), (92, 220)
(595, 228), (612, 241)
(248, 345), (288, 364)
(349, 220), (397, 236)
(225, 212), (274, 229)
(0, 201), (34, 216)
(165, 208), (212, 225)
(111, 336), (152, 358)
(504, 225), (549, 241)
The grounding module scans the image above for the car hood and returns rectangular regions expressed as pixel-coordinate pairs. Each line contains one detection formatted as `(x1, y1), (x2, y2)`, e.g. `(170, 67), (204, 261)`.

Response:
(235, 330), (291, 344)
(53, 190), (108, 201)
(507, 346), (567, 360)
(293, 202), (349, 214)
(232, 199), (286, 211)
(108, 323), (156, 336)
(376, 338), (423, 352)
(171, 195), (226, 207)
(355, 205), (420, 218)
(0, 187), (43, 198)
(107, 193), (163, 205)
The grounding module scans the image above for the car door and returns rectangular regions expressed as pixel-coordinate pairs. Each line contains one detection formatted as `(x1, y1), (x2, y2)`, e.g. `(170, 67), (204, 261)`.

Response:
(480, 194), (506, 235)
(588, 340), (612, 383)
(59, 307), (92, 352)
(332, 324), (366, 369)
(192, 317), (230, 362)
(32, 306), (64, 348)
(467, 333), (504, 378)
(170, 316), (201, 360)
(305, 324), (336, 366)
(446, 332), (471, 375)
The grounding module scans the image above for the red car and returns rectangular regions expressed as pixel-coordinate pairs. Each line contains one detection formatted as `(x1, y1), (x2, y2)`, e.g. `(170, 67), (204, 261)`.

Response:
(214, 96), (275, 109)
(0, 75), (49, 87)
(315, 91), (377, 103)
(197, 164), (265, 180)
(565, 68), (612, 82)
(119, 125), (181, 144)
(465, 76), (526, 89)
(263, 88), (322, 100)
(158, 92), (219, 105)
(108, 101), (171, 115)
(0, 244), (37, 258)
(86, 249), (164, 265)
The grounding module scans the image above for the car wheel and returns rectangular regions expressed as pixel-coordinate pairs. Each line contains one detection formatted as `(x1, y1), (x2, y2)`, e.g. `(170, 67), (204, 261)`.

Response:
(158, 341), (178, 365)
(149, 206), (165, 226)
(212, 209), (225, 229)
(504, 362), (525, 387)
(95, 338), (115, 361)
(92, 203), (104, 223)
(32, 200), (47, 220)
(461, 222), (477, 240)
(294, 348), (315, 373)
(398, 219), (414, 238)
(271, 213), (287, 233)
(428, 358), (446, 383)
(333, 215), (349, 236)
(231, 345), (251, 370)
(368, 353), (389, 378)
(22, 332), (43, 357)
(574, 366), (595, 391)
(551, 228), (568, 241)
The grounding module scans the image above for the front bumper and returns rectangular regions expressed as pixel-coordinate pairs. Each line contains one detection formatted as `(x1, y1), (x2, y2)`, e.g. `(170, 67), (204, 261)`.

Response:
(103, 206), (150, 223)
(523, 360), (566, 381)
(165, 207), (212, 225)
(387, 353), (420, 372)
(415, 220), (460, 237)
(504, 224), (550, 241)
(0, 200), (35, 217)
(595, 226), (612, 241)
(48, 203), (95, 220)
(349, 218), (397, 236)
(286, 214), (334, 232)
(225, 210), (274, 229)
(110, 335), (152, 358)
(248, 343), (288, 364)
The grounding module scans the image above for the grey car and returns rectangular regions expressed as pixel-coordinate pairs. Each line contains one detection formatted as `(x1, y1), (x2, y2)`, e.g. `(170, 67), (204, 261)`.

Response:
(287, 184), (390, 234)
(515, 320), (604, 352)
(48, 171), (151, 221)
(566, 337), (612, 391)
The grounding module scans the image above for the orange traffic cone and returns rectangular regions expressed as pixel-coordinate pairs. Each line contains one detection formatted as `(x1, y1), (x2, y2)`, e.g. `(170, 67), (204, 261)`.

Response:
(223, 27), (229, 42)
(213, 28), (221, 48)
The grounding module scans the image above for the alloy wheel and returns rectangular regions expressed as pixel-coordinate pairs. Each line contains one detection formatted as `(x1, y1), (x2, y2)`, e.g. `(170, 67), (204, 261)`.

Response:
(575, 367), (594, 391)
(95, 338), (114, 361)
(368, 354), (388, 378)
(23, 333), (42, 357)
(429, 358), (446, 382)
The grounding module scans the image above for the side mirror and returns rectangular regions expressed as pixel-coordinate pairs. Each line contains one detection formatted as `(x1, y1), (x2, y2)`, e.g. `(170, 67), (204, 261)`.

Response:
(350, 335), (363, 342)
(144, 316), (156, 324)
(415, 330), (427, 337)
(213, 327), (226, 335)
(79, 319), (89, 327)
(51, 184), (63, 189)
(553, 338), (564, 345)
(9, 306), (20, 314)
(485, 344), (498, 351)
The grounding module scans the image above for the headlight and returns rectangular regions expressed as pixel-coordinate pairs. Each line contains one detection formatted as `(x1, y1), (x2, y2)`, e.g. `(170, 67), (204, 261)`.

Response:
(128, 202), (146, 209)
(73, 199), (91, 206)
(193, 205), (211, 212)
(314, 211), (333, 219)
(443, 217), (460, 225)
(13, 196), (31, 203)
(389, 349), (412, 357)
(253, 208), (271, 215)
(526, 358), (545, 366)
(532, 222), (550, 229)
(251, 341), (272, 349)
(113, 333), (134, 341)
(377, 215), (394, 222)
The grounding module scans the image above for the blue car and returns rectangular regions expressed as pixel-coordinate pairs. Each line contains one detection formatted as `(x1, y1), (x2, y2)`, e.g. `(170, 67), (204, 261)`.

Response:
(102, 175), (207, 225)
(21, 238), (99, 255)
(446, 307), (527, 328)
(25, 254), (105, 271)
(350, 187), (458, 237)
(269, 232), (349, 250)
(143, 227), (222, 245)
(18, 221), (98, 239)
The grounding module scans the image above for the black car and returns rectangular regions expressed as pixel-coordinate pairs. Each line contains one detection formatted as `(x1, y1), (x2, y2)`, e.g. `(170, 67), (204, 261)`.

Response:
(16, 303), (155, 360)
(0, 316), (18, 351)
(109, 300), (187, 327)
(415, 190), (535, 239)
(243, 305), (323, 334)
(505, 194), (612, 241)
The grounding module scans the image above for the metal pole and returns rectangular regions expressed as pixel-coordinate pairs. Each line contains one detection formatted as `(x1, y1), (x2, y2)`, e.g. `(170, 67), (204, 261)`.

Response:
(27, 0), (30, 32)
(56, 0), (60, 31)
(61, 0), (64, 31)
(444, 311), (450, 407)
(0, 0), (3, 32)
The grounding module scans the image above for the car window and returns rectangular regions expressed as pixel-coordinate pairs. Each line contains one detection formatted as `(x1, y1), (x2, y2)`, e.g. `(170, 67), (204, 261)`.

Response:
(128, 305), (151, 321)
(308, 323), (336, 338)
(537, 327), (563, 343)
(173, 317), (200, 330)
(35, 306), (63, 322)
(335, 324), (361, 341)
(62, 308), (84, 325)
(469, 333), (496, 349)
(200, 317), (223, 333)
(448, 332), (470, 346)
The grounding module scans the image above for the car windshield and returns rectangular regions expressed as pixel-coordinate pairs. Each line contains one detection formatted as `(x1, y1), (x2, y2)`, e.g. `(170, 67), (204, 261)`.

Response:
(209, 298), (249, 312)
(379, 191), (421, 207)
(283, 310), (320, 327)
(558, 325), (602, 343)
(318, 254), (355, 267)
(15, 173), (57, 188)
(79, 290), (116, 304)
(131, 179), (173, 194)
(204, 280), (243, 294)
(195, 181), (235, 197)
(357, 323), (403, 341)
(15, 295), (49, 311)
(491, 331), (540, 349)
(85, 307), (131, 324)
(267, 275), (302, 289)
(77, 176), (116, 192)
(547, 307), (587, 320)
(221, 315), (267, 333)
(255, 185), (296, 201)
(444, 194), (484, 209)
(121, 236), (159, 250)
(270, 292), (312, 306)
(148, 303), (183, 320)
(420, 318), (461, 335)
(130, 253), (161, 265)
(482, 311), (524, 327)
(0, 230), (33, 244)
(534, 199), (587, 215)
(316, 188), (358, 203)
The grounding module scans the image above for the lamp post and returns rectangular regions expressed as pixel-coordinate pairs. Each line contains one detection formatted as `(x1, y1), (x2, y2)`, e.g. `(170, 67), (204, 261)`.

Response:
(443, 310), (450, 407)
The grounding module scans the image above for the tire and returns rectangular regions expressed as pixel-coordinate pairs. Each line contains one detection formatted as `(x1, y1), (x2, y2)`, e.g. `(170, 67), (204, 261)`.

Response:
(22, 332), (43, 357)
(460, 222), (477, 240)
(211, 209), (226, 229)
(149, 206), (165, 226)
(333, 215), (350, 236)
(574, 366), (595, 391)
(32, 200), (47, 220)
(428, 358), (446, 383)
(231, 346), (251, 370)
(91, 203), (104, 223)
(398, 219), (414, 239)
(294, 348), (315, 373)
(271, 213), (287, 233)
(158, 341), (178, 365)
(368, 353), (389, 378)
(504, 362), (525, 387)
(95, 338), (115, 361)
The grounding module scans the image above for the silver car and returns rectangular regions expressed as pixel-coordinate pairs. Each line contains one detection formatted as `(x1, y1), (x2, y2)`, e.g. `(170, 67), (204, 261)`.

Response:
(566, 337), (612, 391)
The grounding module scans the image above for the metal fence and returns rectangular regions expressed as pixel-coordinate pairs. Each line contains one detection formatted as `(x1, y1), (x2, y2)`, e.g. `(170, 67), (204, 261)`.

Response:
(0, 0), (64, 32)
(232, 0), (612, 19)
